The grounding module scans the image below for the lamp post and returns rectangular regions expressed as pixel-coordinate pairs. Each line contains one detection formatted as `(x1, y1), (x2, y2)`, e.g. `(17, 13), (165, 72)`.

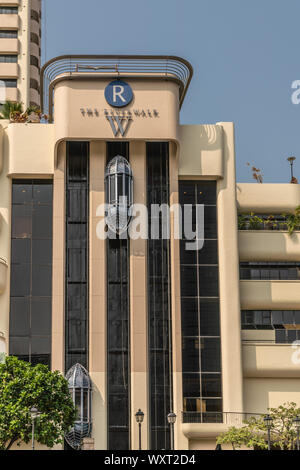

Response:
(264, 414), (273, 451)
(30, 406), (41, 451)
(287, 156), (296, 181)
(293, 416), (300, 450)
(167, 412), (177, 450)
(135, 409), (144, 450)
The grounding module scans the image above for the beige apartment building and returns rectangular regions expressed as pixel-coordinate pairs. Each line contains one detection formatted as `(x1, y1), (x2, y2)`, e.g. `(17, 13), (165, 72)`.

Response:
(0, 55), (299, 451)
(0, 0), (41, 107)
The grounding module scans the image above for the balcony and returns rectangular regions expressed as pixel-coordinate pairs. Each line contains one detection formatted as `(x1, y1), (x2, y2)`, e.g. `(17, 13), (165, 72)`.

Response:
(0, 257), (7, 294)
(239, 231), (300, 262)
(243, 341), (300, 378)
(181, 412), (262, 439)
(0, 38), (19, 54)
(0, 13), (19, 30)
(3, 86), (18, 101)
(237, 183), (300, 213)
(240, 280), (300, 309)
(0, 62), (18, 78)
(0, 0), (20, 5)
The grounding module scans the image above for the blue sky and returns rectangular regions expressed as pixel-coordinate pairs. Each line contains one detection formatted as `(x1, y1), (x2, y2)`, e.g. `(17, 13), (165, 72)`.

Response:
(42, 0), (300, 182)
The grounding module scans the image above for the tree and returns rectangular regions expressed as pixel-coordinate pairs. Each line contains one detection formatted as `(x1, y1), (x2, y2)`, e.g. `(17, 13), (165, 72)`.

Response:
(217, 402), (300, 450)
(0, 356), (76, 450)
(0, 101), (23, 119)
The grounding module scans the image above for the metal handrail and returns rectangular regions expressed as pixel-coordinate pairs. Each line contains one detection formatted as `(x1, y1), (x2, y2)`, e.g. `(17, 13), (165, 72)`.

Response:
(41, 55), (193, 117)
(182, 411), (263, 424)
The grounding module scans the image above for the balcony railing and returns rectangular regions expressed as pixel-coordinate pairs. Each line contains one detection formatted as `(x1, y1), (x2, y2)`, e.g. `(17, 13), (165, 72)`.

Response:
(182, 411), (262, 424)
(41, 55), (193, 119)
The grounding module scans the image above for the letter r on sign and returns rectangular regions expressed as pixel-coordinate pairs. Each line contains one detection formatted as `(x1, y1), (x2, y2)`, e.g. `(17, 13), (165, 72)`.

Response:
(113, 85), (126, 103)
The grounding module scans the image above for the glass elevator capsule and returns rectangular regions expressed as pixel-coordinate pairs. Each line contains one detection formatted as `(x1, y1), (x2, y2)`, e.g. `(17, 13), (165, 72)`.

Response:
(105, 155), (133, 234)
(65, 363), (92, 450)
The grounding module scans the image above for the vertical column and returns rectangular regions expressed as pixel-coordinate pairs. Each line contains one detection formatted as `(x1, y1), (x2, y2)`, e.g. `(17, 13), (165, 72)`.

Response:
(216, 122), (244, 418)
(89, 141), (107, 450)
(169, 142), (189, 450)
(51, 141), (65, 373)
(130, 141), (148, 450)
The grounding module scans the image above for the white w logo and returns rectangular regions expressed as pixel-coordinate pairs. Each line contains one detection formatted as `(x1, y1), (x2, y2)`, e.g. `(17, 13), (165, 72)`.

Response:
(106, 115), (132, 137)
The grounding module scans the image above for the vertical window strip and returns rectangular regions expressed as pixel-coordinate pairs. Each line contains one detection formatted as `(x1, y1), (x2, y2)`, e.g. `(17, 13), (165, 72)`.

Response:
(147, 142), (172, 450)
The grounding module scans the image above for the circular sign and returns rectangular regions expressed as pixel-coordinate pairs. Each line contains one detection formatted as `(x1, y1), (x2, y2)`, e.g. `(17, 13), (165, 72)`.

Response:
(105, 80), (133, 108)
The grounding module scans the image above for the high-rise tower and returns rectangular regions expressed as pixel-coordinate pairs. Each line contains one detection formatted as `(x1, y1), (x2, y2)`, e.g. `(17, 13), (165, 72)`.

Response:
(0, 0), (41, 108)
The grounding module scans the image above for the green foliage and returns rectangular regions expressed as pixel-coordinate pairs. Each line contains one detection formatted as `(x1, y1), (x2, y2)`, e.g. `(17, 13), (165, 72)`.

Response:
(248, 212), (263, 230)
(0, 356), (76, 450)
(0, 101), (23, 119)
(284, 206), (300, 235)
(217, 402), (300, 450)
(238, 215), (247, 230)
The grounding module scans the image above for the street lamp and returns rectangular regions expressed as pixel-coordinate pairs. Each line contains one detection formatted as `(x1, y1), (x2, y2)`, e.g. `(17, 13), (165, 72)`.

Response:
(167, 412), (177, 450)
(293, 416), (300, 450)
(135, 409), (144, 450)
(30, 406), (41, 450)
(264, 414), (273, 451)
(287, 156), (296, 181)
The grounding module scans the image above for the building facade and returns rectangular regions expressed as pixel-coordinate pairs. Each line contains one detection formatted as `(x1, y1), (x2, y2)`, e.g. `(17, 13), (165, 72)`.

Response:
(0, 55), (300, 450)
(0, 0), (41, 108)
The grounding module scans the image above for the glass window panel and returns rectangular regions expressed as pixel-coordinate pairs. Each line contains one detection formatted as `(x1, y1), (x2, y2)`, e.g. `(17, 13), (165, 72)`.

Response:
(182, 337), (200, 372)
(180, 240), (197, 265)
(10, 264), (30, 296)
(183, 373), (200, 397)
(109, 394), (129, 427)
(201, 374), (222, 397)
(31, 298), (51, 336)
(33, 183), (53, 204)
(199, 266), (219, 297)
(32, 239), (52, 265)
(32, 265), (52, 296)
(12, 183), (32, 204)
(12, 204), (32, 238)
(108, 430), (129, 451)
(181, 298), (199, 337)
(201, 338), (221, 372)
(179, 184), (196, 205)
(32, 204), (52, 239)
(204, 206), (217, 239)
(180, 266), (197, 297)
(67, 248), (86, 282)
(283, 311), (294, 325)
(31, 336), (51, 355)
(199, 299), (220, 336)
(197, 182), (216, 205)
(9, 298), (30, 336)
(67, 319), (87, 352)
(198, 240), (218, 265)
(11, 238), (31, 264)
(10, 336), (29, 356)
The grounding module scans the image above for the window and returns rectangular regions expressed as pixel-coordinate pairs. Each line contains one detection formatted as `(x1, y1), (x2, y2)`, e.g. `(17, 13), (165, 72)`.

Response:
(1, 79), (17, 88)
(0, 30), (17, 38)
(31, 9), (39, 22)
(30, 78), (40, 92)
(30, 32), (39, 46)
(0, 55), (17, 63)
(30, 55), (39, 68)
(242, 310), (300, 343)
(180, 181), (222, 423)
(0, 7), (18, 14)
(240, 262), (300, 280)
(107, 142), (130, 451)
(65, 142), (89, 371)
(147, 142), (172, 450)
(9, 180), (53, 367)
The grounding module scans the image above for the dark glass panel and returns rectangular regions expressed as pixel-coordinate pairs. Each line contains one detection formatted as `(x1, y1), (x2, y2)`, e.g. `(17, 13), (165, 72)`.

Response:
(32, 239), (52, 265)
(10, 336), (29, 356)
(199, 266), (219, 297)
(32, 265), (52, 296)
(33, 182), (53, 204)
(9, 298), (30, 336)
(204, 206), (217, 239)
(32, 205), (52, 239)
(12, 204), (32, 238)
(201, 374), (222, 397)
(12, 182), (32, 204)
(11, 238), (31, 264)
(180, 265), (197, 297)
(198, 240), (218, 265)
(181, 298), (199, 337)
(197, 182), (217, 205)
(201, 338), (221, 372)
(10, 264), (30, 296)
(182, 337), (200, 372)
(108, 431), (129, 451)
(31, 336), (51, 354)
(180, 239), (197, 265)
(182, 373), (200, 397)
(199, 299), (220, 336)
(31, 298), (51, 336)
